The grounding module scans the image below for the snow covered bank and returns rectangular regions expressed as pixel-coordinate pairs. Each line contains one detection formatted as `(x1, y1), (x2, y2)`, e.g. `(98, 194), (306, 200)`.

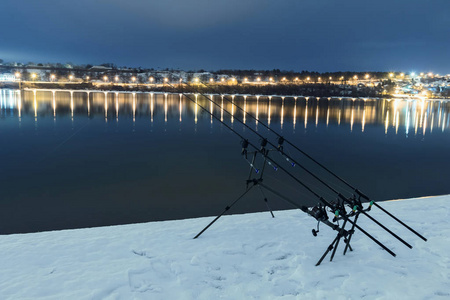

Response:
(0, 195), (449, 299)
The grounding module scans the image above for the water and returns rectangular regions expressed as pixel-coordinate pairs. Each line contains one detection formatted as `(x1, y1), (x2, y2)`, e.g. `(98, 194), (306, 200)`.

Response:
(1, 89), (450, 234)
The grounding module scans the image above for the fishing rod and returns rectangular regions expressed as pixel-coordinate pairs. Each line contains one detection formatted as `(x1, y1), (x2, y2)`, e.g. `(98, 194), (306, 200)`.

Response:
(176, 82), (416, 249)
(164, 82), (398, 262)
(187, 79), (427, 242)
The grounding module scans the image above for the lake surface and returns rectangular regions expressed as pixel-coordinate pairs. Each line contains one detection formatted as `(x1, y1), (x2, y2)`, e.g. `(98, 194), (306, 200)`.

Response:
(1, 88), (450, 234)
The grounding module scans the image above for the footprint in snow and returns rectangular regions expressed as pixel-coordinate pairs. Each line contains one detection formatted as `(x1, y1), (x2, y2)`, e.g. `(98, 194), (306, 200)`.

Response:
(275, 253), (292, 260)
(256, 242), (277, 251)
(131, 249), (153, 259)
(128, 269), (162, 293)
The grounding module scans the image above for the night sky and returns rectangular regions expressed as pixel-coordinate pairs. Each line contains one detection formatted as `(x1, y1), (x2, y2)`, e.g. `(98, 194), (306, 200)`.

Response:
(1, 0), (449, 73)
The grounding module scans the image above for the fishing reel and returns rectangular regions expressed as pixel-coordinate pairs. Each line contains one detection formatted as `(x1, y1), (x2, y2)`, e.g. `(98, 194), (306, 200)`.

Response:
(337, 193), (362, 216)
(310, 204), (328, 221)
(328, 199), (347, 223)
(308, 204), (328, 237)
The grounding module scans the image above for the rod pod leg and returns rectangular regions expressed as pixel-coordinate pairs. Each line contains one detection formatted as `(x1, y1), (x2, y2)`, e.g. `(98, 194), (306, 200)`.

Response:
(330, 219), (348, 262)
(193, 186), (254, 239)
(316, 235), (340, 266)
(259, 186), (274, 218)
(343, 213), (359, 255)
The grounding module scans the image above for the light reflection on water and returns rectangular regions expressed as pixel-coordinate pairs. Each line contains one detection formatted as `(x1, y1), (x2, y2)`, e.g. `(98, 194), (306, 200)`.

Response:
(3, 89), (449, 135)
(1, 88), (450, 234)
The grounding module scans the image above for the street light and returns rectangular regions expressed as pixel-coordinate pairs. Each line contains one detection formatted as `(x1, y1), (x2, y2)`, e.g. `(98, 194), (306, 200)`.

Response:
(31, 73), (37, 80)
(131, 76), (136, 83)
(194, 78), (199, 83)
(256, 77), (261, 82)
(365, 74), (370, 79)
(51, 74), (56, 81)
(103, 76), (108, 82)
(114, 76), (119, 82)
(69, 75), (73, 81)
(306, 77), (310, 81)
(86, 76), (90, 81)
(210, 78), (214, 83)
(15, 72), (21, 88)
(164, 77), (169, 83)
(149, 77), (154, 83)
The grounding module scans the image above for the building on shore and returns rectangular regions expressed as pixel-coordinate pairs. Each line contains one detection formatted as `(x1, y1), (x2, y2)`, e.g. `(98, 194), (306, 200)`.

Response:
(0, 73), (17, 82)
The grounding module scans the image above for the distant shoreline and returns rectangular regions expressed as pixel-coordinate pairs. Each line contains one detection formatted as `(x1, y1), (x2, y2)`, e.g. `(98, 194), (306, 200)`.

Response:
(2, 81), (449, 100)
(0, 81), (388, 99)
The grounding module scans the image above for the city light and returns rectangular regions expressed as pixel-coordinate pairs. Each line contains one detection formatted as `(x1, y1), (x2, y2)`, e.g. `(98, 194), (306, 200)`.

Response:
(13, 67), (441, 99)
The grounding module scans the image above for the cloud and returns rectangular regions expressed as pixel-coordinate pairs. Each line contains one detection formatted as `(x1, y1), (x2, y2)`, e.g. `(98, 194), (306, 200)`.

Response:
(104, 0), (267, 30)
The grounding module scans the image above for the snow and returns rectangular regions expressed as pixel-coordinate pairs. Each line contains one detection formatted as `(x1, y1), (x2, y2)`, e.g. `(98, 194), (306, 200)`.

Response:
(0, 195), (449, 299)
